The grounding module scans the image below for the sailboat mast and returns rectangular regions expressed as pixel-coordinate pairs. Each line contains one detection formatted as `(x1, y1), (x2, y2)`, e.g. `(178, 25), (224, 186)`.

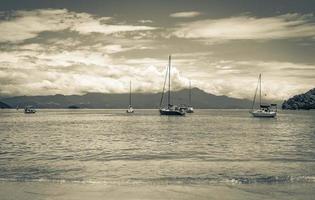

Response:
(129, 80), (131, 106)
(259, 74), (261, 106)
(251, 74), (260, 111)
(168, 55), (171, 107)
(159, 64), (168, 108)
(189, 80), (191, 105)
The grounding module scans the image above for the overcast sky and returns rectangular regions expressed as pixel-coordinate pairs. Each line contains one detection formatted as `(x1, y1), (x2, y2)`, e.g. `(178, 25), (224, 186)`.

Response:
(0, 0), (315, 100)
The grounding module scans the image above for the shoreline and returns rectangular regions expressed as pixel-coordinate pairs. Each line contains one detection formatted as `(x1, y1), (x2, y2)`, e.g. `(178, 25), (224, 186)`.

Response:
(1, 181), (315, 200)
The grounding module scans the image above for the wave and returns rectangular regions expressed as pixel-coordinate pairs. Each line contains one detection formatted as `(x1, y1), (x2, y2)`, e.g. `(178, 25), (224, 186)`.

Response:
(1, 175), (315, 185)
(223, 175), (315, 184)
(132, 175), (315, 185)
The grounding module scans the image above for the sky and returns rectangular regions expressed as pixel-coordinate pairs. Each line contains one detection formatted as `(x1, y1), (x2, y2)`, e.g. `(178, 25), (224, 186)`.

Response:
(0, 0), (315, 100)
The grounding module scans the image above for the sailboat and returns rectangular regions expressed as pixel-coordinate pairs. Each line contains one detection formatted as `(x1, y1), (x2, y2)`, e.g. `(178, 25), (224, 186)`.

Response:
(126, 80), (134, 113)
(250, 74), (277, 118)
(186, 80), (194, 113)
(24, 106), (36, 114)
(159, 55), (186, 116)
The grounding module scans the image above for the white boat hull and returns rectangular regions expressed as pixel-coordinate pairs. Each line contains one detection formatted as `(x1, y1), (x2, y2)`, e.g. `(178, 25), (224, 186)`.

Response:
(24, 110), (36, 114)
(251, 110), (276, 118)
(126, 106), (134, 113)
(186, 107), (194, 113)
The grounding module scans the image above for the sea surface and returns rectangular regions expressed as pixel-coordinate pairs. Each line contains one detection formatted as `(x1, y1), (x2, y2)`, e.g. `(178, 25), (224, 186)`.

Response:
(0, 109), (315, 199)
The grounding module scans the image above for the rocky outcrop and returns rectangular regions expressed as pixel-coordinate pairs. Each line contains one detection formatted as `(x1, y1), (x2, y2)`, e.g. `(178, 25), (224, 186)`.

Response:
(282, 88), (315, 110)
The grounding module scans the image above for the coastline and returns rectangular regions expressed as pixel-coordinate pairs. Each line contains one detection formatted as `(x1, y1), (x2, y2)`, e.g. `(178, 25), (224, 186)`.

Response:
(1, 181), (315, 200)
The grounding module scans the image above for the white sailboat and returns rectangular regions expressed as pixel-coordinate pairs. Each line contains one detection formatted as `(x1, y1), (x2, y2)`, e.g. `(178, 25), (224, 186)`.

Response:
(159, 55), (185, 116)
(250, 74), (277, 118)
(126, 81), (134, 113)
(186, 80), (194, 113)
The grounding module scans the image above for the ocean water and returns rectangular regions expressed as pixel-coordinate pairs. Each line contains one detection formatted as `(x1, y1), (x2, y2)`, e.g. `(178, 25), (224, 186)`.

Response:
(0, 109), (315, 199)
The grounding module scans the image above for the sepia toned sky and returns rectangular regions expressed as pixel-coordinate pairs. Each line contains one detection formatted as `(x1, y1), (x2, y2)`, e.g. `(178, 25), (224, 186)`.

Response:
(0, 0), (315, 100)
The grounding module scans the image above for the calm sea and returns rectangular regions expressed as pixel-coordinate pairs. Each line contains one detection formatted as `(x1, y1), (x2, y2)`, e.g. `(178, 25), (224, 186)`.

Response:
(1, 109), (315, 185)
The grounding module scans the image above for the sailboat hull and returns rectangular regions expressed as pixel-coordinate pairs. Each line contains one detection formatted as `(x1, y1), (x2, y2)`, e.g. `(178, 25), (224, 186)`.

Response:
(24, 107), (36, 114)
(251, 110), (276, 118)
(24, 110), (36, 114)
(186, 107), (194, 113)
(159, 109), (185, 116)
(126, 105), (134, 113)
(126, 109), (134, 113)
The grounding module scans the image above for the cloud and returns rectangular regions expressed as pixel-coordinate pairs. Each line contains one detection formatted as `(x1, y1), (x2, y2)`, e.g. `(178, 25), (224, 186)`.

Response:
(172, 13), (315, 40)
(36, 50), (112, 67)
(170, 11), (201, 18)
(0, 9), (157, 43)
(0, 46), (191, 96)
(97, 44), (133, 54)
(1, 33), (313, 100)
(0, 8), (314, 100)
(138, 19), (153, 23)
(72, 20), (156, 35)
(0, 9), (71, 43)
(0, 40), (314, 100)
(193, 60), (315, 100)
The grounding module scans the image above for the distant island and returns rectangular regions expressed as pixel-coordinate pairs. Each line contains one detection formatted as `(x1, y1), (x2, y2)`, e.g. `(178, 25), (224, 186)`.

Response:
(282, 88), (315, 110)
(0, 88), (253, 109)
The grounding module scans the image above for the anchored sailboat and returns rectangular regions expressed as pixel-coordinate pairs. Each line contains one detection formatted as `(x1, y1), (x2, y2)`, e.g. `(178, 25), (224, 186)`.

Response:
(186, 80), (194, 113)
(24, 106), (36, 114)
(250, 74), (277, 118)
(126, 80), (134, 113)
(159, 55), (185, 116)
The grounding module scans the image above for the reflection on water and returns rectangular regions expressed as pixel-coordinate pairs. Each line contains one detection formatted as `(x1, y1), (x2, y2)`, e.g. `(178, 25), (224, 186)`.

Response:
(0, 109), (315, 185)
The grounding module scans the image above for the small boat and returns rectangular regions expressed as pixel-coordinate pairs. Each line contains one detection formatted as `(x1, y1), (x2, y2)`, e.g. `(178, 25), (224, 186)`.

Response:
(186, 80), (194, 113)
(159, 55), (185, 116)
(24, 106), (36, 114)
(250, 74), (277, 118)
(187, 106), (194, 113)
(126, 105), (134, 113)
(126, 80), (134, 113)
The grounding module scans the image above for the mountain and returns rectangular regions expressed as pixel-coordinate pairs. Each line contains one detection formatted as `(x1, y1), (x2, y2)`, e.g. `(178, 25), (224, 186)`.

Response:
(0, 88), (252, 109)
(282, 88), (315, 110)
(0, 101), (11, 109)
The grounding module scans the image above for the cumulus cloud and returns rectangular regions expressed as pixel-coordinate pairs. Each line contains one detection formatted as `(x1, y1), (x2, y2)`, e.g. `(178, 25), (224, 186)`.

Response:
(0, 40), (314, 100)
(170, 11), (201, 18)
(0, 46), (191, 96)
(194, 60), (315, 100)
(1, 34), (313, 100)
(172, 13), (315, 40)
(0, 9), (157, 43)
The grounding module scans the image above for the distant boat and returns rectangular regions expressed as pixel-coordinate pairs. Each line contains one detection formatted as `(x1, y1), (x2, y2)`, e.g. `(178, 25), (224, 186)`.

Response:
(126, 80), (134, 113)
(250, 74), (277, 118)
(159, 55), (185, 116)
(24, 106), (36, 114)
(186, 80), (194, 113)
(68, 105), (80, 109)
